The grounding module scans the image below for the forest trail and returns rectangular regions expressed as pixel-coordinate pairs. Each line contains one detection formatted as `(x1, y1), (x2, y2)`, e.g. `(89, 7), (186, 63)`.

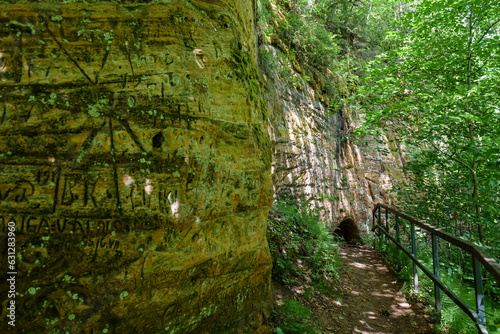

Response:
(314, 245), (434, 333)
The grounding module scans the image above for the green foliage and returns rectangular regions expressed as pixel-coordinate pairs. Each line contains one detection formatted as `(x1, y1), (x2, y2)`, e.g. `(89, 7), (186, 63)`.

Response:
(438, 277), (500, 334)
(312, 0), (400, 60)
(267, 197), (341, 284)
(276, 1), (340, 71)
(355, 0), (500, 260)
(258, 0), (403, 125)
(257, 0), (351, 102)
(272, 299), (322, 334)
(267, 197), (339, 333)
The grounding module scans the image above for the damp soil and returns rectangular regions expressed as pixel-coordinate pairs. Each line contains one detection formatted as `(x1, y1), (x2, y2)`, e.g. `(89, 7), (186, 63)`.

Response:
(274, 244), (435, 334)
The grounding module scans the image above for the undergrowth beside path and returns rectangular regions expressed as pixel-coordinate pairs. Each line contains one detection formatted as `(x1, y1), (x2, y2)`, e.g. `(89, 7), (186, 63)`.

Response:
(266, 198), (434, 333)
(267, 197), (341, 333)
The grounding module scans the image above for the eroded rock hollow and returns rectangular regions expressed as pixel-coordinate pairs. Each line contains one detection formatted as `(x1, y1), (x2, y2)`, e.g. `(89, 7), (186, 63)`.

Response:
(0, 1), (273, 333)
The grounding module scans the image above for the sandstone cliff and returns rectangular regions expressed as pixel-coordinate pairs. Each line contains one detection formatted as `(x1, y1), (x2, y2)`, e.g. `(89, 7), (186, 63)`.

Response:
(258, 2), (406, 238)
(0, 1), (273, 333)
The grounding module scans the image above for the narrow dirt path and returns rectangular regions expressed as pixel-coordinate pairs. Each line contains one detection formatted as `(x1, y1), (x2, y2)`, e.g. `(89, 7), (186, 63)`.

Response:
(314, 245), (433, 333)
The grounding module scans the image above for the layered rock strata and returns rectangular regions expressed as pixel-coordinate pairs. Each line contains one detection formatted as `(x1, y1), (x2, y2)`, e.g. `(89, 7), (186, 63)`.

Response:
(0, 1), (273, 333)
(261, 44), (405, 233)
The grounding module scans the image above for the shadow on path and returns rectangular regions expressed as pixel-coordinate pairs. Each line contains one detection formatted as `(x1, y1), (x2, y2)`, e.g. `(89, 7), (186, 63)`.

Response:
(314, 245), (433, 333)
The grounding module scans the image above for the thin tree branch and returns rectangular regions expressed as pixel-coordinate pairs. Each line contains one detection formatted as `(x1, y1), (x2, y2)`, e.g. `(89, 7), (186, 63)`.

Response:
(474, 17), (500, 46)
(426, 139), (474, 173)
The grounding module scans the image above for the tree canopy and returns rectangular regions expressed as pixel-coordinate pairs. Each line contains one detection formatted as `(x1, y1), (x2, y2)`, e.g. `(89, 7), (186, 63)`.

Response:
(355, 0), (500, 250)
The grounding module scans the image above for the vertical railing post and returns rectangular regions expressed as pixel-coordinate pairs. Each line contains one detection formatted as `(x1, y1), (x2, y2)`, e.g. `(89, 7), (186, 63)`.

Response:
(378, 207), (382, 249)
(385, 207), (389, 250)
(432, 234), (441, 319)
(372, 208), (376, 249)
(473, 255), (486, 325)
(395, 215), (401, 270)
(411, 222), (418, 292)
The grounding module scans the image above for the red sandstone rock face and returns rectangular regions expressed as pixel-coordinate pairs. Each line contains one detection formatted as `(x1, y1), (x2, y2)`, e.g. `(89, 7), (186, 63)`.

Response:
(0, 1), (273, 333)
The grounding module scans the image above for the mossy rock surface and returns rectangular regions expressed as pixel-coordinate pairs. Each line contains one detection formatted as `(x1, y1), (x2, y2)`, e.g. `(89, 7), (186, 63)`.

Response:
(0, 1), (273, 333)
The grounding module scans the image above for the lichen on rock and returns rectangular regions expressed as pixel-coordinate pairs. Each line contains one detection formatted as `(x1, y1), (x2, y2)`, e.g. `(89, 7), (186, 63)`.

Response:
(0, 0), (273, 333)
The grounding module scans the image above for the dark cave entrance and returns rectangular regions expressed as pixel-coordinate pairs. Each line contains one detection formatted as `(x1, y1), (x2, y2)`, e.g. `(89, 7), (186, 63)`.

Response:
(334, 217), (362, 244)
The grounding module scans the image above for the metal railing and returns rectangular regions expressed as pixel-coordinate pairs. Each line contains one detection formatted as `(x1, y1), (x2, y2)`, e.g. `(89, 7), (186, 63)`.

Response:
(372, 203), (500, 334)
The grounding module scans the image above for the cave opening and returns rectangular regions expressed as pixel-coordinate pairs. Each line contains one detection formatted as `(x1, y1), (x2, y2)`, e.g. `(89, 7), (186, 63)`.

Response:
(334, 217), (362, 244)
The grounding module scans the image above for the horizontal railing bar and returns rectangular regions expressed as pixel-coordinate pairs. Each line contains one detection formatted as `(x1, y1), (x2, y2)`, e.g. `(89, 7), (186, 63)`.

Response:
(373, 203), (500, 285)
(373, 224), (488, 334)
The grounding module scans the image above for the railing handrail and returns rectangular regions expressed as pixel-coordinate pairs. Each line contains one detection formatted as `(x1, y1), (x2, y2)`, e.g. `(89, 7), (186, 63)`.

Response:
(373, 203), (500, 284)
